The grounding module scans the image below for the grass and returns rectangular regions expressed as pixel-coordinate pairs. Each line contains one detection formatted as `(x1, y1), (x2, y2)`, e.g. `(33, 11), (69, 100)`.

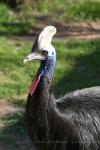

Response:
(0, 3), (36, 36)
(54, 39), (100, 96)
(20, 0), (100, 21)
(0, 111), (28, 150)
(0, 37), (100, 149)
(0, 1), (100, 149)
(0, 37), (100, 99)
(0, 37), (37, 98)
(0, 0), (100, 36)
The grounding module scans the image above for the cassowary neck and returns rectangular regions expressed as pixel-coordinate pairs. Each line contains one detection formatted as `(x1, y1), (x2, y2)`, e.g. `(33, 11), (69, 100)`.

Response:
(29, 55), (56, 100)
(27, 56), (56, 129)
(26, 57), (56, 142)
(38, 56), (56, 93)
(39, 56), (56, 82)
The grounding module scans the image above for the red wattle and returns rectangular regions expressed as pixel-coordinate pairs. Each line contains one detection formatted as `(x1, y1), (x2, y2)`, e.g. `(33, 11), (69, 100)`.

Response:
(29, 74), (41, 95)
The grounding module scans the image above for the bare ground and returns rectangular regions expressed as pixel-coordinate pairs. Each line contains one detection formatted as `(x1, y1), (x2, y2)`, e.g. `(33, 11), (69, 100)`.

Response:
(10, 19), (100, 41)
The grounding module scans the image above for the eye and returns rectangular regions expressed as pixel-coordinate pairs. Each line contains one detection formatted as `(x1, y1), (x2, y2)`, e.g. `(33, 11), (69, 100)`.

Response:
(42, 50), (48, 56)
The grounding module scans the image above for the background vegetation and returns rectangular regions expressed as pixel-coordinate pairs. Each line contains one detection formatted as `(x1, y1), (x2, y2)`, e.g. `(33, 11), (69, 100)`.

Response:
(0, 0), (100, 149)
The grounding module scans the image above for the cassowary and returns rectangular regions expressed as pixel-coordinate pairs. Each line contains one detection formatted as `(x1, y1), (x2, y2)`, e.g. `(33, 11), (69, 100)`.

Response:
(23, 26), (100, 150)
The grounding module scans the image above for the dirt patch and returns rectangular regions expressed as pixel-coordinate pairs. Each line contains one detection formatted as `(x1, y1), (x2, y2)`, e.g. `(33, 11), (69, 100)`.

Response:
(0, 100), (23, 129)
(0, 100), (23, 116)
(32, 18), (100, 37)
(10, 19), (100, 41)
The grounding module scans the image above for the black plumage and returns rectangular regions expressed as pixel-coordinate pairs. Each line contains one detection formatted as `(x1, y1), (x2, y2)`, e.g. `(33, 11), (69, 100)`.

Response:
(23, 26), (100, 150)
(25, 75), (100, 150)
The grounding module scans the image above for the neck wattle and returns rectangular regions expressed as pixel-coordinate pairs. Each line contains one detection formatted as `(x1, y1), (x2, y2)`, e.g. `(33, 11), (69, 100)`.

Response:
(29, 56), (56, 96)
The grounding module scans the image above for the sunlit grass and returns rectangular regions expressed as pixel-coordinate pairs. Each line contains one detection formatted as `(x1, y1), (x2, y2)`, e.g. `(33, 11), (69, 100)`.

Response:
(20, 0), (100, 21)
(0, 1), (100, 149)
(53, 39), (100, 96)
(0, 36), (100, 150)
(0, 0), (100, 37)
(0, 37), (36, 97)
(0, 37), (100, 99)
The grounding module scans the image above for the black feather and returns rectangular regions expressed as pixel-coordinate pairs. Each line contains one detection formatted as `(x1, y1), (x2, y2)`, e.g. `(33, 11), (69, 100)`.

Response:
(25, 74), (100, 150)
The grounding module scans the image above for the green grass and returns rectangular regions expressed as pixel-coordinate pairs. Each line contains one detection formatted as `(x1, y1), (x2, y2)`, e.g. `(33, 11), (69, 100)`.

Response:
(20, 0), (100, 21)
(0, 0), (100, 36)
(0, 37), (38, 98)
(0, 111), (27, 150)
(0, 1), (100, 149)
(0, 36), (100, 150)
(53, 39), (100, 96)
(0, 3), (36, 36)
(0, 37), (100, 148)
(0, 37), (100, 99)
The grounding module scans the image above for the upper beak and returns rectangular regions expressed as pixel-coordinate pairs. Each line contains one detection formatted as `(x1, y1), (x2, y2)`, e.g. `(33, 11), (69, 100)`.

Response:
(23, 52), (46, 64)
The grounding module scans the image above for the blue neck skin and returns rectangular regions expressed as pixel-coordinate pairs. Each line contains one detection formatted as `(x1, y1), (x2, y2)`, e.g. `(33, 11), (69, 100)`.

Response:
(37, 55), (56, 82)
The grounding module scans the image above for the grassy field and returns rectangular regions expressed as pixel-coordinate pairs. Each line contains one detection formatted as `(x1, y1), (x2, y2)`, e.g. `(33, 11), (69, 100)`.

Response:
(0, 37), (100, 98)
(0, 0), (100, 36)
(0, 1), (100, 149)
(0, 37), (100, 149)
(20, 0), (100, 21)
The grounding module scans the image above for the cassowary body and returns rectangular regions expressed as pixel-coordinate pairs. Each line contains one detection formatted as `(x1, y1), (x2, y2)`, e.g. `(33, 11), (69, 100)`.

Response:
(23, 26), (100, 150)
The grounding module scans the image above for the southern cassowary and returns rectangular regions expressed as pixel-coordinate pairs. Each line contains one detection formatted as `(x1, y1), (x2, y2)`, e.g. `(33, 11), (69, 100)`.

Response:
(23, 26), (100, 150)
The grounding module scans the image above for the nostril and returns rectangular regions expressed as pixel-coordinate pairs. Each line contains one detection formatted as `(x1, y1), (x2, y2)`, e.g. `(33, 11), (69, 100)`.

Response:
(26, 57), (28, 59)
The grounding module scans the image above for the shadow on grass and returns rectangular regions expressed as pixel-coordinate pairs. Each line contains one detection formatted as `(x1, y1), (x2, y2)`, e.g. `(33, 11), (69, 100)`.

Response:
(0, 22), (31, 36)
(53, 40), (100, 97)
(0, 105), (34, 150)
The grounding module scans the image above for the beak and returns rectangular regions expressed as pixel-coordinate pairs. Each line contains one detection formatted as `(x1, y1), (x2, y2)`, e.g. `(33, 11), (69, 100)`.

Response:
(23, 52), (46, 64)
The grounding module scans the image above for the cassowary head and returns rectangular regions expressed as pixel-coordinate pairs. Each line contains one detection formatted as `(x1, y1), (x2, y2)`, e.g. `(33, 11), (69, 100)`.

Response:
(23, 26), (57, 63)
